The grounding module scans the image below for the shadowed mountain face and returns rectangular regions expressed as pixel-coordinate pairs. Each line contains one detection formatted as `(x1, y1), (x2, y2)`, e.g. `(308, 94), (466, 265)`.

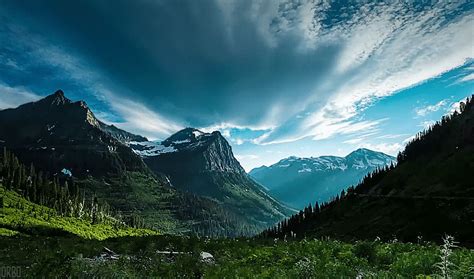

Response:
(0, 91), (290, 236)
(0, 90), (147, 177)
(265, 95), (474, 245)
(134, 128), (293, 227)
(249, 149), (395, 209)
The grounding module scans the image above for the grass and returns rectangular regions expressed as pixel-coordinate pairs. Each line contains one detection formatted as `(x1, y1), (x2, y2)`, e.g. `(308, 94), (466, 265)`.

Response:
(1, 184), (473, 278)
(1, 234), (473, 278)
(0, 186), (159, 240)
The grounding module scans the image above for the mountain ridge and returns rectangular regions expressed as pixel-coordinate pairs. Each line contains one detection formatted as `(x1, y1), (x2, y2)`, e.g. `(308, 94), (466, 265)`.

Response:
(0, 90), (148, 177)
(135, 128), (293, 228)
(264, 95), (474, 245)
(249, 148), (395, 208)
(0, 90), (289, 236)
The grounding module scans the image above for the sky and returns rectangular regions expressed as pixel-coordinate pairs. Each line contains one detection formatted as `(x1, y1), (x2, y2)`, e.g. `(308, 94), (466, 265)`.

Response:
(0, 0), (473, 171)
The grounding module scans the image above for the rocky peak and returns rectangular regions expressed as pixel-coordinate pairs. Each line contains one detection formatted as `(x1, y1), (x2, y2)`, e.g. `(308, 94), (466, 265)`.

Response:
(138, 127), (245, 173)
(39, 90), (72, 106)
(162, 128), (205, 145)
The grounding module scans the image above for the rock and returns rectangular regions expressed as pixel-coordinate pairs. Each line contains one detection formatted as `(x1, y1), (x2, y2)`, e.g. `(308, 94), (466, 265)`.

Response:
(100, 247), (120, 261)
(199, 251), (215, 264)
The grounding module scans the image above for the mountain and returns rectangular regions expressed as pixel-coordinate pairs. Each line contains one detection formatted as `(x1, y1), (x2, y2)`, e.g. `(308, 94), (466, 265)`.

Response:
(0, 91), (281, 236)
(249, 149), (395, 208)
(264, 95), (474, 245)
(99, 122), (148, 143)
(133, 128), (293, 228)
(0, 90), (147, 177)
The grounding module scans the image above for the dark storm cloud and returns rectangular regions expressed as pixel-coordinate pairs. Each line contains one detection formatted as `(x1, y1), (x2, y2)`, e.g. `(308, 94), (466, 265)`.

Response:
(0, 0), (472, 141)
(1, 0), (338, 127)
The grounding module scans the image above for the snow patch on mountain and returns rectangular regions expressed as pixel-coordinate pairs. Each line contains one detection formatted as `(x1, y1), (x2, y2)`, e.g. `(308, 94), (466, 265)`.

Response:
(173, 139), (191, 144)
(129, 141), (177, 157)
(192, 130), (204, 138)
(261, 149), (395, 174)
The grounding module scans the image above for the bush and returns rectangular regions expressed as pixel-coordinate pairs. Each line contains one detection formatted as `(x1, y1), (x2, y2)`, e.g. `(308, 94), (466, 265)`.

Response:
(353, 241), (377, 263)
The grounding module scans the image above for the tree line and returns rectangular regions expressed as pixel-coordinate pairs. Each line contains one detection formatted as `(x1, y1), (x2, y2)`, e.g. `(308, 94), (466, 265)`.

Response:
(0, 148), (147, 228)
(262, 95), (473, 239)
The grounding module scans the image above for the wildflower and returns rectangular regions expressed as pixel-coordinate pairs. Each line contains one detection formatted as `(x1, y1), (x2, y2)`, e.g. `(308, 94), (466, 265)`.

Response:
(435, 235), (458, 279)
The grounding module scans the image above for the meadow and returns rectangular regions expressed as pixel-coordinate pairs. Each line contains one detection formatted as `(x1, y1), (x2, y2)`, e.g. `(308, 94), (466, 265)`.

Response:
(1, 233), (473, 278)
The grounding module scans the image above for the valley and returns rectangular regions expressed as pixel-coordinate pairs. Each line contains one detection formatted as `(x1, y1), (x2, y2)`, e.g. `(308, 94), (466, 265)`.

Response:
(0, 92), (473, 277)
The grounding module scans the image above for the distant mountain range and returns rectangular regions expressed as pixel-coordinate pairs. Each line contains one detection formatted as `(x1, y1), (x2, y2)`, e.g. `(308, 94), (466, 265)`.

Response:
(0, 90), (290, 236)
(265, 95), (474, 245)
(249, 149), (395, 208)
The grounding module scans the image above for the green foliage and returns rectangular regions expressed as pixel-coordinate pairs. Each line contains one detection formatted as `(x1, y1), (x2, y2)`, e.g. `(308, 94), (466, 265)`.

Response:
(0, 148), (129, 227)
(0, 235), (473, 278)
(264, 95), (474, 244)
(0, 185), (158, 240)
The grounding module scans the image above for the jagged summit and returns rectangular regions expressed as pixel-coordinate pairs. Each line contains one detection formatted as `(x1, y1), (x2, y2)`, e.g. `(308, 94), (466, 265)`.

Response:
(37, 89), (72, 106)
(162, 127), (207, 146)
(0, 90), (149, 176)
(0, 90), (286, 236)
(139, 126), (292, 225)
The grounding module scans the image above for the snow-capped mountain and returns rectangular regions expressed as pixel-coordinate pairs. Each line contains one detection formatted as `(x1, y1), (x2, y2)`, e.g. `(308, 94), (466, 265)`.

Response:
(0, 91), (289, 236)
(249, 149), (395, 209)
(133, 127), (292, 226)
(131, 128), (247, 173)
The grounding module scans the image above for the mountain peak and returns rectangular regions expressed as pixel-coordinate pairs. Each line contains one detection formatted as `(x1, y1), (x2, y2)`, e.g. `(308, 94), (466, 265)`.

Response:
(351, 148), (373, 154)
(346, 148), (389, 158)
(40, 89), (72, 106)
(162, 128), (207, 146)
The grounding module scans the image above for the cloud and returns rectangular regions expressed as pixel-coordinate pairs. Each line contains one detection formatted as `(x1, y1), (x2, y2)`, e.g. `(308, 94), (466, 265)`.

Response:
(98, 93), (182, 140)
(255, 1), (473, 144)
(458, 73), (474, 83)
(402, 135), (417, 145)
(234, 154), (260, 172)
(447, 96), (471, 115)
(0, 16), (183, 139)
(357, 142), (403, 156)
(235, 154), (259, 160)
(419, 120), (436, 129)
(0, 83), (40, 109)
(415, 99), (449, 116)
(0, 0), (473, 143)
(376, 134), (410, 140)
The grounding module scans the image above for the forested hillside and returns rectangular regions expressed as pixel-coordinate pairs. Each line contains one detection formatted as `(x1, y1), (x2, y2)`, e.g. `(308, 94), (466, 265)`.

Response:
(263, 95), (474, 245)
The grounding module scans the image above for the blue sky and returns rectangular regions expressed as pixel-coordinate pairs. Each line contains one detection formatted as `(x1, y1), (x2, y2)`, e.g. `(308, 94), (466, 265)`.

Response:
(0, 0), (473, 171)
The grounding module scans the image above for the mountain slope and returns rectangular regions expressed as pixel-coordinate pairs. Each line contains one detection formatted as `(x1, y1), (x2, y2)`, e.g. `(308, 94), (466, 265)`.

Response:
(265, 95), (474, 245)
(135, 128), (293, 229)
(250, 149), (395, 208)
(0, 91), (275, 236)
(0, 90), (147, 177)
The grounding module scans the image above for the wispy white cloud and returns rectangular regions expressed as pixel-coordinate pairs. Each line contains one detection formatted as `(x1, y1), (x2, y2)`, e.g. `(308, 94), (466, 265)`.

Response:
(98, 91), (182, 140)
(447, 96), (472, 114)
(357, 142), (403, 156)
(415, 99), (449, 116)
(1, 0), (473, 146)
(376, 134), (410, 140)
(0, 22), (182, 139)
(256, 1), (473, 144)
(235, 154), (259, 160)
(419, 120), (436, 129)
(0, 83), (40, 109)
(458, 73), (474, 83)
